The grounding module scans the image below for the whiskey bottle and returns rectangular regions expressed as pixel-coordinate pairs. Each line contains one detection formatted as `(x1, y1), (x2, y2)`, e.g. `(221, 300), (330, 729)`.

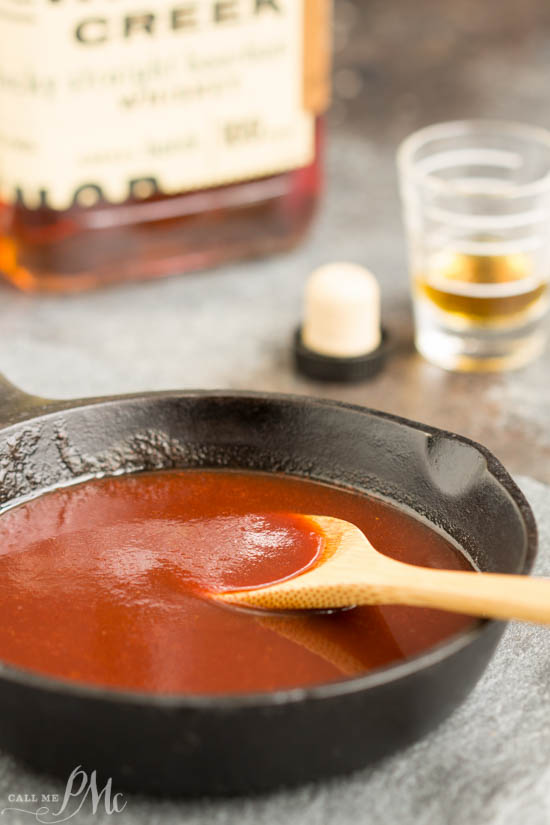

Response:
(0, 0), (332, 292)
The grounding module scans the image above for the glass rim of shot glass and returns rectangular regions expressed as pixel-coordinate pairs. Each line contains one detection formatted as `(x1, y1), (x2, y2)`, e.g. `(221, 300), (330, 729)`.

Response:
(397, 119), (550, 200)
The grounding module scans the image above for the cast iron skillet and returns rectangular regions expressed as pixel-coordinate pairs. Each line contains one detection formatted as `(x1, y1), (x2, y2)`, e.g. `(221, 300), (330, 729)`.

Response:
(0, 374), (537, 796)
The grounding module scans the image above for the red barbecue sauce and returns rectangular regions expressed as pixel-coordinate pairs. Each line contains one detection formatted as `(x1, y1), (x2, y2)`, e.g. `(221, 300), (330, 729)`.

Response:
(0, 471), (475, 695)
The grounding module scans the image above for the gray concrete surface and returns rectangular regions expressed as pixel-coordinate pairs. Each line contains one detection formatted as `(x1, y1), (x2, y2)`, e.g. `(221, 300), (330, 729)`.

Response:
(2, 0), (550, 482)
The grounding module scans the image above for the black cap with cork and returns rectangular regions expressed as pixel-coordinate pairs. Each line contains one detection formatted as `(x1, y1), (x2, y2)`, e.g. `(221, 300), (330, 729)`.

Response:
(294, 262), (389, 382)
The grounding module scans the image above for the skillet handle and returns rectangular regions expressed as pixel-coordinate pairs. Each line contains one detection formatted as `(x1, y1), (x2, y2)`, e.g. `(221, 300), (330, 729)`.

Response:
(0, 373), (50, 425)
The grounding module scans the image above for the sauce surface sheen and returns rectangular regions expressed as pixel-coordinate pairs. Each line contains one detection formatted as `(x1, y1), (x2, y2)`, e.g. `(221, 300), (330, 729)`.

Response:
(0, 470), (475, 694)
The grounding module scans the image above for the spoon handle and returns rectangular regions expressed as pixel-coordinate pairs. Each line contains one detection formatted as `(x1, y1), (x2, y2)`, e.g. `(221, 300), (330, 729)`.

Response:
(375, 563), (550, 624)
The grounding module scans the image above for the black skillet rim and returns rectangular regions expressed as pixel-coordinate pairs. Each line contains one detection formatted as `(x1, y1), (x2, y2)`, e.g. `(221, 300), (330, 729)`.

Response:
(0, 390), (538, 709)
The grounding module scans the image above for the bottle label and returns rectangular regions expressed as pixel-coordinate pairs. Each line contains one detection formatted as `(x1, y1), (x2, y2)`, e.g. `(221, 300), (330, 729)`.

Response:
(0, 0), (330, 211)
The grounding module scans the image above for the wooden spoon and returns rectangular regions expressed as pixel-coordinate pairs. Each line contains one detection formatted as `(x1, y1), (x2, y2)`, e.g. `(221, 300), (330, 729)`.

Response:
(217, 515), (550, 624)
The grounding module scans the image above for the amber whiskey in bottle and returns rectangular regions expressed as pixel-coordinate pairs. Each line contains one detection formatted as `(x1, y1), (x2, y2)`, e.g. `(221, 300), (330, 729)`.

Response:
(0, 0), (331, 292)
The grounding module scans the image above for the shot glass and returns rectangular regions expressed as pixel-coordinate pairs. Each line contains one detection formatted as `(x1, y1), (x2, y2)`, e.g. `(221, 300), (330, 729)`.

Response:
(397, 120), (550, 372)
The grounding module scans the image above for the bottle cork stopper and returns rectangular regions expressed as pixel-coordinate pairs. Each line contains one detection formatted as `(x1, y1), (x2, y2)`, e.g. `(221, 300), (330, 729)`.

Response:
(302, 262), (382, 358)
